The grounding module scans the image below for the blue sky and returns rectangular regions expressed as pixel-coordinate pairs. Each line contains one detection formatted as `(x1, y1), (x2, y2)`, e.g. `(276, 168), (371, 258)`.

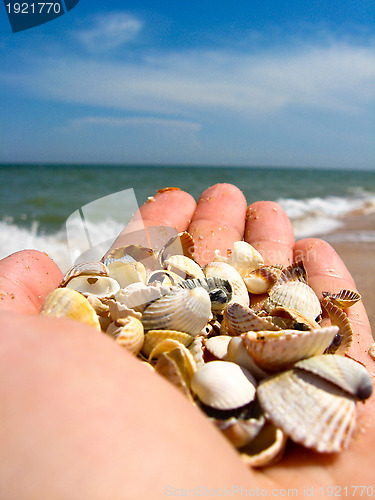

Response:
(0, 1), (374, 168)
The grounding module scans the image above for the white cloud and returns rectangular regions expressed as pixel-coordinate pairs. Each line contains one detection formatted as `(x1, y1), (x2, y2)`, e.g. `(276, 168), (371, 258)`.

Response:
(69, 116), (201, 131)
(76, 12), (143, 52)
(21, 41), (374, 119)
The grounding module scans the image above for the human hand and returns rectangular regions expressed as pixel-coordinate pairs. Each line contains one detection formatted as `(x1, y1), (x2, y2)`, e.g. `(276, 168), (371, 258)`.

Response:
(0, 183), (374, 499)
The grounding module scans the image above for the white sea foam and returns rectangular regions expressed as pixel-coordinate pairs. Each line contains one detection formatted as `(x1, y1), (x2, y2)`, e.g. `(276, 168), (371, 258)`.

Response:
(1, 190), (374, 272)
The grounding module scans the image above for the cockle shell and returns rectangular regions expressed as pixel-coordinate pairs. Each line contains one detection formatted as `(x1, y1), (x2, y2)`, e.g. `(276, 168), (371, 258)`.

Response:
(295, 355), (373, 401)
(66, 275), (120, 299)
(239, 423), (287, 468)
(163, 254), (205, 279)
(204, 336), (231, 360)
(41, 288), (101, 331)
(321, 297), (353, 355)
(158, 231), (195, 264)
(265, 281), (322, 322)
(59, 261), (109, 287)
(105, 244), (160, 271)
(226, 337), (269, 380)
(213, 241), (264, 278)
(147, 270), (184, 287)
(149, 339), (197, 386)
(188, 336), (206, 368)
(191, 360), (257, 410)
(204, 261), (249, 307)
(224, 302), (281, 336)
(106, 316), (144, 355)
(322, 289), (361, 309)
(257, 369), (357, 453)
(242, 326), (339, 371)
(266, 307), (321, 331)
(105, 299), (142, 322)
(142, 329), (193, 358)
(178, 277), (233, 312)
(141, 287), (211, 336)
(244, 266), (283, 294)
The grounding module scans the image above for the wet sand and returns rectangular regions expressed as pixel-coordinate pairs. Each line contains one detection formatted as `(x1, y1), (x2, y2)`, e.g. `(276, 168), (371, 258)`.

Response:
(321, 212), (375, 337)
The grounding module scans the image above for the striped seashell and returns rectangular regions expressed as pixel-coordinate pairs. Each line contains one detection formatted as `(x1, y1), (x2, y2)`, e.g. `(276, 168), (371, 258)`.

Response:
(257, 368), (357, 453)
(105, 299), (142, 322)
(191, 360), (257, 410)
(322, 289), (361, 309)
(41, 288), (101, 331)
(224, 302), (281, 336)
(163, 254), (205, 280)
(295, 355), (373, 401)
(107, 316), (144, 355)
(213, 241), (264, 278)
(142, 329), (193, 358)
(178, 277), (233, 312)
(149, 339), (197, 382)
(226, 337), (269, 380)
(59, 261), (109, 287)
(267, 306), (321, 331)
(188, 336), (206, 368)
(265, 281), (322, 322)
(66, 275), (120, 299)
(241, 326), (339, 371)
(141, 287), (211, 336)
(321, 297), (353, 355)
(204, 261), (249, 307)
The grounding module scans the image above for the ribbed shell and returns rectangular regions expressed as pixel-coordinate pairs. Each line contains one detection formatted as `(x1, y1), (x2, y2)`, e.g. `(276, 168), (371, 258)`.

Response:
(226, 337), (269, 380)
(224, 302), (281, 336)
(242, 326), (339, 371)
(66, 275), (120, 299)
(115, 282), (171, 312)
(257, 369), (356, 453)
(321, 297), (353, 355)
(141, 287), (211, 336)
(41, 288), (101, 331)
(191, 360), (257, 410)
(142, 329), (193, 358)
(158, 231), (195, 264)
(59, 261), (109, 287)
(163, 254), (205, 279)
(266, 281), (322, 322)
(240, 423), (288, 468)
(322, 289), (361, 309)
(178, 277), (233, 312)
(244, 266), (283, 294)
(204, 261), (249, 307)
(295, 355), (373, 401)
(107, 316), (144, 355)
(204, 336), (231, 360)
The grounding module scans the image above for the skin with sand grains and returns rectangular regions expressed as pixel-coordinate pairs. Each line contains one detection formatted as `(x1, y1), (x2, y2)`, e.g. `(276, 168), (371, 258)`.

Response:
(0, 183), (374, 500)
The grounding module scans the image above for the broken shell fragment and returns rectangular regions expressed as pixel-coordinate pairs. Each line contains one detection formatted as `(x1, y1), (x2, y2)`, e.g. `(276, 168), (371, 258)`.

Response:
(163, 254), (205, 280)
(244, 266), (283, 294)
(224, 302), (281, 336)
(142, 329), (193, 358)
(59, 261), (109, 287)
(191, 360), (257, 410)
(239, 422), (287, 468)
(321, 297), (353, 355)
(204, 261), (249, 307)
(322, 289), (361, 309)
(106, 260), (146, 288)
(41, 287), (101, 331)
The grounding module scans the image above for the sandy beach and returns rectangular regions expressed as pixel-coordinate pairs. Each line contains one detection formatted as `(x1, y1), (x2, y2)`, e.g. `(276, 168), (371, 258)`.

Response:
(323, 212), (375, 337)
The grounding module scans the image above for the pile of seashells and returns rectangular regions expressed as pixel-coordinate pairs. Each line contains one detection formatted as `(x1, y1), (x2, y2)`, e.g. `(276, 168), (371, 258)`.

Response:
(41, 232), (373, 467)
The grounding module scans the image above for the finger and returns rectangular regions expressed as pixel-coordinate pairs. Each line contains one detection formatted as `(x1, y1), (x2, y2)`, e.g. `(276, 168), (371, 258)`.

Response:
(105, 187), (197, 255)
(187, 183), (247, 265)
(244, 201), (295, 267)
(294, 238), (374, 370)
(0, 250), (63, 315)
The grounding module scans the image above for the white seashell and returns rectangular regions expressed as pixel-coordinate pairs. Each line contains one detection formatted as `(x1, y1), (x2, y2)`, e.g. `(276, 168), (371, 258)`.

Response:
(226, 337), (269, 380)
(204, 261), (249, 307)
(205, 336), (231, 360)
(141, 287), (211, 336)
(191, 360), (257, 410)
(105, 299), (142, 322)
(265, 281), (322, 322)
(214, 413), (266, 449)
(59, 261), (109, 287)
(257, 369), (357, 453)
(295, 355), (373, 401)
(163, 254), (205, 280)
(178, 277), (233, 312)
(107, 260), (146, 288)
(213, 241), (264, 278)
(41, 288), (101, 331)
(105, 244), (160, 271)
(158, 231), (195, 264)
(243, 266), (283, 294)
(106, 316), (144, 355)
(147, 270), (184, 286)
(188, 336), (206, 368)
(66, 275), (120, 299)
(242, 326), (339, 371)
(224, 302), (280, 336)
(369, 342), (375, 361)
(148, 339), (197, 382)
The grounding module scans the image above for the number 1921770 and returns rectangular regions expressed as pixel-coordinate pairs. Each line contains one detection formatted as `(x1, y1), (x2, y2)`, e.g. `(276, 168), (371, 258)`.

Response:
(5, 3), (62, 14)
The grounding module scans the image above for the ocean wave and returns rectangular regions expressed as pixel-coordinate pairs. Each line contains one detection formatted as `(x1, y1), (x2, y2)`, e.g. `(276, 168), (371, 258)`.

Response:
(1, 190), (374, 272)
